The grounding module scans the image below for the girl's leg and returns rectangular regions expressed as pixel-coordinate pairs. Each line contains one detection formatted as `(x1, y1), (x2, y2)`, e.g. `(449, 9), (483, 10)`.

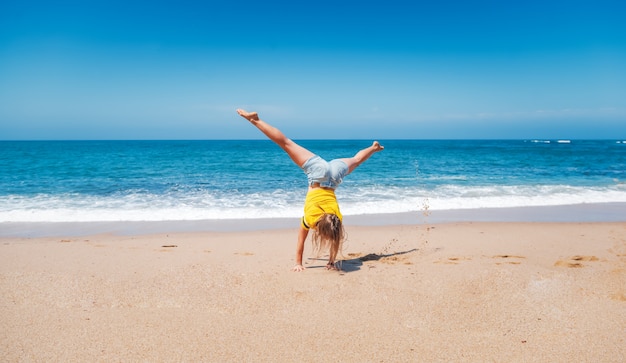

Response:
(340, 141), (384, 174)
(237, 109), (314, 167)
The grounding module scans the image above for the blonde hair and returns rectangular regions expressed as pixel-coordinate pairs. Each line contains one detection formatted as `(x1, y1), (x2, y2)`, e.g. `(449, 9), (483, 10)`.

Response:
(312, 213), (346, 263)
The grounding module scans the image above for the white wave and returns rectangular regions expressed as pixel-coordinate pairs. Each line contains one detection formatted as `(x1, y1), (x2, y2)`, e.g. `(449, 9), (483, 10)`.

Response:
(339, 184), (626, 215)
(2, 184), (626, 222)
(419, 175), (469, 181)
(0, 190), (303, 222)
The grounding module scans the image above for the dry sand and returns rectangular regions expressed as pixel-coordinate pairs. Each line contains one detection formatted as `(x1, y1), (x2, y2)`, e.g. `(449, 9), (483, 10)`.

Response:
(1, 222), (625, 362)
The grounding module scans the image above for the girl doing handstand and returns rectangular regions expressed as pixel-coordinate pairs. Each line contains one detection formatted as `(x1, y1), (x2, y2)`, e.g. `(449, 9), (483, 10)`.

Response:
(237, 109), (384, 271)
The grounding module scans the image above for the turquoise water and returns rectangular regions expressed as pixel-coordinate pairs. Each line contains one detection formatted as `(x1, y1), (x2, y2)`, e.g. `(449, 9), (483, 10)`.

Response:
(1, 139), (625, 222)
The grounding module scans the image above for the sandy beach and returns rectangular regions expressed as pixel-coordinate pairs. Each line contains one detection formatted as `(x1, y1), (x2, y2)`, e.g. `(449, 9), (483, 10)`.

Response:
(1, 221), (625, 362)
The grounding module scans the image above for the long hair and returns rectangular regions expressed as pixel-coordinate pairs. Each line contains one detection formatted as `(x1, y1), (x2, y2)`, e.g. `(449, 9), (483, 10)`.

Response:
(312, 213), (346, 263)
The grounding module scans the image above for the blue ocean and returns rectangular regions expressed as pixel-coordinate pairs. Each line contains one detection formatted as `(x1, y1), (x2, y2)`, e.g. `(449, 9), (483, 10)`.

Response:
(1, 139), (625, 223)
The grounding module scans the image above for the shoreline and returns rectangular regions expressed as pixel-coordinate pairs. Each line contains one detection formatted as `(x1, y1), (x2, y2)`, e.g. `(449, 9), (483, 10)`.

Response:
(2, 202), (626, 238)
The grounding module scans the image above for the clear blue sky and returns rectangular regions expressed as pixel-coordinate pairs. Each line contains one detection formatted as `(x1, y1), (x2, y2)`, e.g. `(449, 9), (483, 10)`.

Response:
(1, 0), (624, 140)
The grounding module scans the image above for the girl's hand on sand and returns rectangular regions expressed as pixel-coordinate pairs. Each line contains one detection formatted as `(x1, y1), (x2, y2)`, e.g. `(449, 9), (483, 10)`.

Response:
(292, 264), (306, 272)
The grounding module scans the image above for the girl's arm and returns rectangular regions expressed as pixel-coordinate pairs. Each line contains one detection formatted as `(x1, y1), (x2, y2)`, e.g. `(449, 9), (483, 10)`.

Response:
(293, 226), (309, 271)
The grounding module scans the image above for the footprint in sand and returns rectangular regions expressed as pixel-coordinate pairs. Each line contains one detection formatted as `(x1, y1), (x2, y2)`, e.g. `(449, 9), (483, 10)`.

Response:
(492, 255), (526, 265)
(351, 251), (415, 265)
(433, 255), (527, 265)
(610, 293), (626, 301)
(554, 255), (599, 268)
(158, 244), (178, 252)
(379, 255), (412, 265)
(234, 252), (254, 256)
(434, 256), (472, 265)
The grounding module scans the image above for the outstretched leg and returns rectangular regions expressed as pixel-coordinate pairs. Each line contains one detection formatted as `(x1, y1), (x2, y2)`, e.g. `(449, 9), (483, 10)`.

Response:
(340, 141), (384, 174)
(237, 109), (314, 167)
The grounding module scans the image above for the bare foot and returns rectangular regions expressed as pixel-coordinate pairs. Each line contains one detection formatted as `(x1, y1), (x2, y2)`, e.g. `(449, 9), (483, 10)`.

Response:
(372, 141), (384, 152)
(236, 109), (259, 122)
(326, 262), (340, 271)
